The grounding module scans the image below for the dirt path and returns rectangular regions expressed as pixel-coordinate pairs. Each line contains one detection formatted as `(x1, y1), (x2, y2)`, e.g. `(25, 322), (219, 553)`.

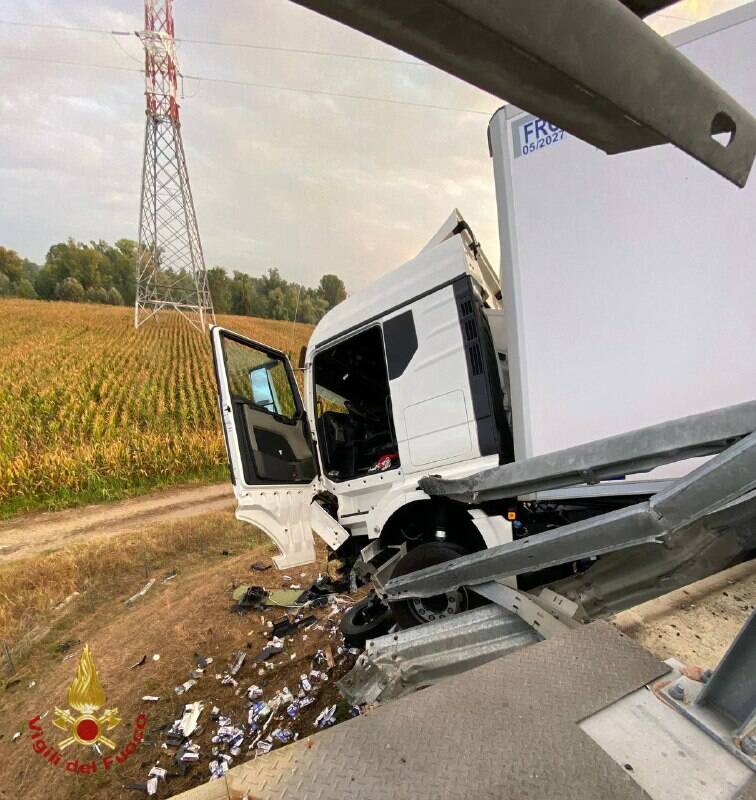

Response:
(0, 482), (234, 562)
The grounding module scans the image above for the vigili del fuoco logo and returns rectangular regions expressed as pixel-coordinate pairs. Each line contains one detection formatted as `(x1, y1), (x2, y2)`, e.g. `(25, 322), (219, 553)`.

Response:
(28, 644), (147, 775)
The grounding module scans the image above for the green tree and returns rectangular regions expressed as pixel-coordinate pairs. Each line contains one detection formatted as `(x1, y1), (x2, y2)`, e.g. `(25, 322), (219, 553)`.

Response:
(0, 272), (10, 297)
(55, 277), (85, 302)
(106, 287), (124, 305)
(207, 266), (232, 314)
(319, 274), (347, 310)
(86, 286), (110, 304)
(14, 278), (36, 299)
(0, 246), (23, 284)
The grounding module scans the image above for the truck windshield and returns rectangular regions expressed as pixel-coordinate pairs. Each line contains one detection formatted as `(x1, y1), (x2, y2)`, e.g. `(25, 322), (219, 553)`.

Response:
(313, 326), (399, 481)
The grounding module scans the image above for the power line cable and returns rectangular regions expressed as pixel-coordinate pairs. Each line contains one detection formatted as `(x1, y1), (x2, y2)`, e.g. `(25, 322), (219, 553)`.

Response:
(0, 54), (492, 115)
(0, 18), (427, 66)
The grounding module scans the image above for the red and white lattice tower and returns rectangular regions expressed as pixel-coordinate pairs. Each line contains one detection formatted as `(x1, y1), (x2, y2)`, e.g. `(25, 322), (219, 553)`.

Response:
(134, 0), (214, 331)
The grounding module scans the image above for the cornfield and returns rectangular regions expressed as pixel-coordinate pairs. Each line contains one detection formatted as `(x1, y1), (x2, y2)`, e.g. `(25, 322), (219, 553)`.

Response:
(0, 299), (312, 517)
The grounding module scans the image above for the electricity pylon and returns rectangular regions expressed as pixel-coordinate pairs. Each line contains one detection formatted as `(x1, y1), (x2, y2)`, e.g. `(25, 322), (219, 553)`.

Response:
(134, 0), (214, 331)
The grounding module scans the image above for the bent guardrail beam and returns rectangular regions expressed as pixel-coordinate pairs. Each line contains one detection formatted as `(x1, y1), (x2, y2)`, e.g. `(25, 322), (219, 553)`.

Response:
(386, 431), (756, 601)
(420, 401), (756, 504)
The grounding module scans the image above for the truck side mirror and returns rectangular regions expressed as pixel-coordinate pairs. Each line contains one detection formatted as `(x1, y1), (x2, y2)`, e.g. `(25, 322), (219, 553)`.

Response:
(298, 345), (307, 369)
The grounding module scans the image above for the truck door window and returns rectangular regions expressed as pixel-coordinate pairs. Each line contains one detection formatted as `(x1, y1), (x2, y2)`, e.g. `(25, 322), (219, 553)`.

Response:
(225, 338), (297, 420)
(313, 327), (399, 481)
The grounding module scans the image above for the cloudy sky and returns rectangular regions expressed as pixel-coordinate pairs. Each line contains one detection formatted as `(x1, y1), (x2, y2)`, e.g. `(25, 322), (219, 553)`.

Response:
(0, 0), (749, 292)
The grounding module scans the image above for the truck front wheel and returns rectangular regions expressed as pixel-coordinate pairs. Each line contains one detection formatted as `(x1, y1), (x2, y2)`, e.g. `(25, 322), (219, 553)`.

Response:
(388, 541), (470, 629)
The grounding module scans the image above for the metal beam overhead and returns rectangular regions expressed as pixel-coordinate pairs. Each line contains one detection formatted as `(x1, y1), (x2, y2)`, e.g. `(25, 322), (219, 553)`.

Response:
(292, 0), (756, 186)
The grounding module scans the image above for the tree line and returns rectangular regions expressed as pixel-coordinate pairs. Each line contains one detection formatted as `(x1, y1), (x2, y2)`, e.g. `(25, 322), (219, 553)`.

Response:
(0, 239), (347, 325)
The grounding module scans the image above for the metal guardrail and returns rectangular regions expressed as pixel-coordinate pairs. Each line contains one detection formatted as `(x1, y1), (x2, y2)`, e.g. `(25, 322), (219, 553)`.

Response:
(387, 408), (756, 603)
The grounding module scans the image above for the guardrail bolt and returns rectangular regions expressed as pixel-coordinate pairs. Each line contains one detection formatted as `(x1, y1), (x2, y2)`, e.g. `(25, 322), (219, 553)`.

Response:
(668, 684), (685, 701)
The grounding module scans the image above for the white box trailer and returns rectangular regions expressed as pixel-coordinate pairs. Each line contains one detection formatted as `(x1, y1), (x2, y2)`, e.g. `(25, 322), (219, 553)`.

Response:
(489, 3), (756, 467)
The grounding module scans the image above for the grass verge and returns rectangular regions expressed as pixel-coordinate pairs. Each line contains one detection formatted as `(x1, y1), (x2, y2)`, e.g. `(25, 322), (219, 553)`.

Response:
(0, 512), (266, 657)
(0, 464), (230, 520)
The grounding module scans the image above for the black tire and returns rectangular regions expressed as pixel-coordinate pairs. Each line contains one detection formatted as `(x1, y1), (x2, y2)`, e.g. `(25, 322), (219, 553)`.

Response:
(340, 592), (393, 648)
(388, 541), (470, 629)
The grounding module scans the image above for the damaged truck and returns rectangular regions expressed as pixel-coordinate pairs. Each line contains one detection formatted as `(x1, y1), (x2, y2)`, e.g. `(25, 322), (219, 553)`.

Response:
(210, 6), (756, 646)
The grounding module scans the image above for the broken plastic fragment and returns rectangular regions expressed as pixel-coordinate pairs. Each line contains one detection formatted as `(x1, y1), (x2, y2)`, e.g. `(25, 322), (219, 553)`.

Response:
(314, 705), (337, 728)
(126, 578), (156, 606)
(174, 679), (196, 695)
(178, 702), (204, 737)
(247, 684), (263, 700)
(228, 651), (246, 676)
(142, 695), (160, 702)
(271, 727), (293, 743)
(146, 777), (158, 796)
(257, 739), (273, 753)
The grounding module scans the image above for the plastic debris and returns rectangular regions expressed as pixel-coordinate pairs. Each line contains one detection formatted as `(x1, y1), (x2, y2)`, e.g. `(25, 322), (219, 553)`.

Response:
(152, 653), (160, 661)
(271, 614), (316, 638)
(178, 702), (204, 737)
(247, 684), (263, 700)
(314, 705), (337, 728)
(228, 651), (246, 676)
(257, 738), (273, 753)
(126, 578), (156, 606)
(12, 732), (21, 742)
(250, 561), (271, 572)
(148, 767), (167, 780)
(130, 654), (147, 669)
(254, 636), (286, 663)
(272, 727), (293, 743)
(209, 759), (229, 780)
(174, 679), (197, 695)
(232, 585), (269, 612)
(265, 588), (305, 607)
(142, 695), (160, 702)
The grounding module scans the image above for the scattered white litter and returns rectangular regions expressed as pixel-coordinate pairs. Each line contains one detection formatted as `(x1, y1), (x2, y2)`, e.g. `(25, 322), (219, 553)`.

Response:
(179, 702), (204, 737)
(126, 578), (156, 606)
(142, 695), (160, 702)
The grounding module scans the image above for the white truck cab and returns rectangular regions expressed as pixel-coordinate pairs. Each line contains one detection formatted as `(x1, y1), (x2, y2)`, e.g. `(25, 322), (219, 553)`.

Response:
(211, 212), (516, 586)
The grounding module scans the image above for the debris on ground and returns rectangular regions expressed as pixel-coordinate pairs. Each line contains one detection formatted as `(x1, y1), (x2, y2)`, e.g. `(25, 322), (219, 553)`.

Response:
(250, 561), (271, 572)
(126, 578), (156, 606)
(265, 588), (305, 608)
(130, 654), (148, 669)
(232, 585), (269, 612)
(126, 572), (366, 794)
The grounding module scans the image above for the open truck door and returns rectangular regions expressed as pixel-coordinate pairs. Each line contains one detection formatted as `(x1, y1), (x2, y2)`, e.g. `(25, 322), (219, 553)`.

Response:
(210, 326), (347, 568)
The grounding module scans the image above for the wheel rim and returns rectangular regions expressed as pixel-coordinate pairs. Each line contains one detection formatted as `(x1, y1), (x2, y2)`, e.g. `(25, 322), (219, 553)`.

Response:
(407, 588), (467, 624)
